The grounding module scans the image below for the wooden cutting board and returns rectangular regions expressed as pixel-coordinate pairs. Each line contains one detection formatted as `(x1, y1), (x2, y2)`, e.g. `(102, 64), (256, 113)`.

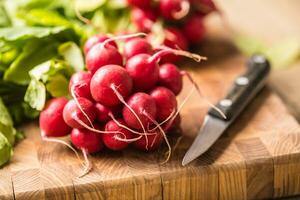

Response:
(1, 54), (300, 200)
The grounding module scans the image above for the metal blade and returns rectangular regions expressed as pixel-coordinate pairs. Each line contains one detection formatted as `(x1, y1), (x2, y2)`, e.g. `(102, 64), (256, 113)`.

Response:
(182, 115), (231, 166)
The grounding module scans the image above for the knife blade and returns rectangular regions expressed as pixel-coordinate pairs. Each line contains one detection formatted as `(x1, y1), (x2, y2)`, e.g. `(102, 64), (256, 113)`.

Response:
(182, 55), (271, 166)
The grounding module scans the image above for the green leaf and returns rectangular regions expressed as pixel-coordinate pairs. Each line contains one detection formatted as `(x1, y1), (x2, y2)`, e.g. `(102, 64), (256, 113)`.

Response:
(75, 0), (106, 12)
(46, 74), (69, 97)
(0, 26), (66, 42)
(24, 79), (46, 111)
(0, 132), (12, 167)
(0, 98), (16, 145)
(0, 3), (11, 27)
(22, 102), (40, 119)
(59, 42), (84, 72)
(17, 9), (71, 27)
(4, 39), (58, 85)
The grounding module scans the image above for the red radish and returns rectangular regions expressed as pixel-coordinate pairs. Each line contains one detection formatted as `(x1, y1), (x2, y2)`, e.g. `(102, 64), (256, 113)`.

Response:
(164, 114), (181, 132)
(133, 131), (163, 151)
(63, 97), (96, 129)
(123, 92), (157, 130)
(86, 33), (146, 74)
(123, 38), (152, 59)
(159, 0), (190, 20)
(69, 71), (93, 100)
(85, 43), (123, 74)
(164, 27), (188, 50)
(131, 7), (157, 33)
(95, 103), (122, 123)
(103, 119), (134, 151)
(190, 0), (217, 14)
(149, 87), (177, 122)
(39, 97), (71, 137)
(160, 27), (188, 63)
(84, 34), (117, 55)
(125, 54), (159, 91)
(183, 14), (205, 43)
(126, 47), (205, 91)
(90, 65), (133, 107)
(158, 63), (183, 95)
(126, 0), (151, 9)
(71, 127), (103, 153)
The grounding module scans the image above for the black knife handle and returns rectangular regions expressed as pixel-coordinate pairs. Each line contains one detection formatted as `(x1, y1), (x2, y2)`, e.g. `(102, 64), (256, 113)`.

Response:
(208, 55), (271, 120)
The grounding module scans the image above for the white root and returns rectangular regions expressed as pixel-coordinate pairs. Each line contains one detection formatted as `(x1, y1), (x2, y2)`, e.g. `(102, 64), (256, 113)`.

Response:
(181, 71), (226, 119)
(108, 113), (156, 136)
(149, 109), (176, 132)
(74, 117), (123, 135)
(71, 84), (95, 128)
(41, 135), (84, 167)
(111, 84), (150, 149)
(143, 111), (171, 164)
(102, 32), (147, 48)
(78, 149), (92, 178)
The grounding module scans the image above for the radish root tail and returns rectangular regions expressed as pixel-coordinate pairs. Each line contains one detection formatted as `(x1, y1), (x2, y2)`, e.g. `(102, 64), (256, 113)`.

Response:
(150, 47), (207, 63)
(143, 111), (171, 164)
(111, 85), (149, 149)
(149, 109), (176, 132)
(181, 71), (226, 119)
(71, 84), (95, 128)
(41, 134), (84, 167)
(102, 33), (147, 48)
(78, 149), (92, 178)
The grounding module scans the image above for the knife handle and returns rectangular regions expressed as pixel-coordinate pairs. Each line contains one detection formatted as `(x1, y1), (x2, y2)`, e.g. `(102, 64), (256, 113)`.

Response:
(208, 55), (271, 120)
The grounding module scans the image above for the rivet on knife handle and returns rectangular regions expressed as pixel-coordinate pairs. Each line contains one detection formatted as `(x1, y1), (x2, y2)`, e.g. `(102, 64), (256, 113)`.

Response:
(208, 55), (271, 120)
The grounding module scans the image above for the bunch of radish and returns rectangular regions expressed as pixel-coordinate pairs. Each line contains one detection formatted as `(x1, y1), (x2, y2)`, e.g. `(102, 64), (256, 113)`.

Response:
(39, 33), (223, 176)
(127, 0), (217, 62)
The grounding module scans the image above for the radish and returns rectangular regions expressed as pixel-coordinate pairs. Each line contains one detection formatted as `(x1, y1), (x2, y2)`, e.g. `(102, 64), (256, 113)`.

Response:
(39, 97), (71, 137)
(164, 27), (188, 50)
(103, 119), (134, 151)
(90, 65), (133, 107)
(84, 34), (117, 55)
(126, 47), (205, 91)
(158, 63), (183, 95)
(69, 71), (92, 100)
(63, 97), (96, 129)
(86, 33), (146, 74)
(149, 87), (177, 122)
(183, 14), (205, 43)
(122, 92), (157, 130)
(160, 27), (188, 63)
(159, 0), (190, 20)
(131, 7), (157, 33)
(71, 127), (103, 154)
(85, 43), (123, 74)
(190, 0), (217, 15)
(123, 38), (152, 59)
(95, 103), (122, 123)
(133, 131), (163, 151)
(125, 54), (159, 91)
(164, 114), (181, 132)
(40, 98), (82, 164)
(126, 0), (151, 9)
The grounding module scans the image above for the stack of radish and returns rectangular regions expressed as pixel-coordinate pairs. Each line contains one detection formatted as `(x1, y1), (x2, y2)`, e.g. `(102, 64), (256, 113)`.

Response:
(39, 33), (217, 176)
(128, 0), (217, 61)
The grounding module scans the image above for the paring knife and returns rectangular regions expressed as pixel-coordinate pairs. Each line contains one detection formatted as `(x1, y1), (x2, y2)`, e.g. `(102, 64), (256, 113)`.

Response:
(182, 55), (271, 166)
